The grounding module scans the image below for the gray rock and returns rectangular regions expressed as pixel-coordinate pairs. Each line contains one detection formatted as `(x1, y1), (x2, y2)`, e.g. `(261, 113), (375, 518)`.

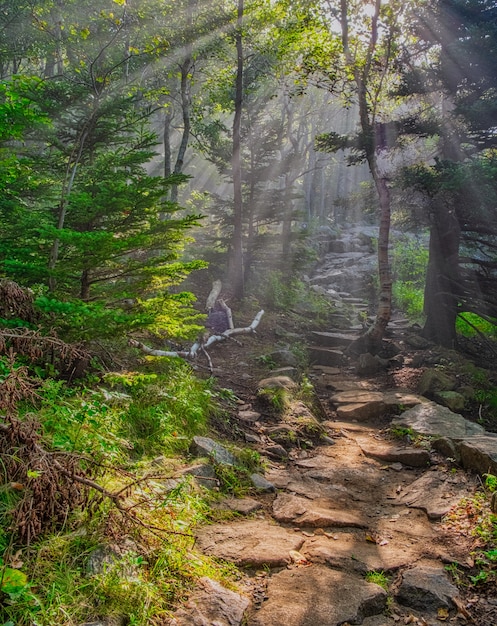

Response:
(192, 436), (238, 466)
(308, 346), (345, 367)
(405, 334), (433, 349)
(392, 402), (485, 439)
(458, 434), (497, 475)
(272, 492), (367, 528)
(355, 436), (430, 468)
(269, 349), (299, 367)
(264, 443), (289, 459)
(433, 390), (466, 412)
(181, 463), (219, 489)
(257, 375), (297, 390)
(418, 369), (457, 396)
(86, 545), (120, 576)
(272, 366), (299, 379)
(220, 497), (262, 515)
(168, 577), (249, 626)
(396, 566), (459, 610)
(310, 331), (359, 347)
(398, 471), (475, 520)
(356, 352), (388, 376)
(250, 473), (276, 492)
(432, 437), (461, 463)
(250, 565), (387, 626)
(238, 409), (261, 423)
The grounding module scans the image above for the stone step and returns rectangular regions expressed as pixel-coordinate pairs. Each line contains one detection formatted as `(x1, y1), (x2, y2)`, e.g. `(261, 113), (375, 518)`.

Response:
(310, 331), (360, 348)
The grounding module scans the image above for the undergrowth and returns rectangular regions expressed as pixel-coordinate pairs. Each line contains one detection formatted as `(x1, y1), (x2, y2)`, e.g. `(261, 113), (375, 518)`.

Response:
(443, 474), (497, 591)
(0, 357), (237, 625)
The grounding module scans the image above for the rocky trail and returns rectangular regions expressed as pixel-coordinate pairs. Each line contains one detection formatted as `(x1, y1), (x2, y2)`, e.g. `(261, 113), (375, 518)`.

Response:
(167, 229), (497, 626)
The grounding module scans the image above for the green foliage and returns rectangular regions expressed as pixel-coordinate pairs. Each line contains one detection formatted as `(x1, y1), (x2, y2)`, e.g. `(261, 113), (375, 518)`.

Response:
(114, 361), (215, 457)
(364, 570), (390, 591)
(258, 270), (331, 321)
(484, 474), (497, 493)
(456, 313), (497, 338)
(391, 237), (428, 320)
(258, 386), (289, 414)
(214, 446), (263, 497)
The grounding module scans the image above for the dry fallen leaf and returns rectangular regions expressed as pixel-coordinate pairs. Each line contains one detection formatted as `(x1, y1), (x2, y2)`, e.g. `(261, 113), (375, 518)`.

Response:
(437, 607), (449, 621)
(288, 550), (310, 566)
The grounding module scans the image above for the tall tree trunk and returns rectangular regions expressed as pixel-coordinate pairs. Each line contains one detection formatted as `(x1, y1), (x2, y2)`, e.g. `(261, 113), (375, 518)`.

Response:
(422, 112), (464, 346)
(422, 200), (461, 347)
(229, 0), (244, 299)
(171, 55), (192, 203)
(163, 109), (173, 180)
(341, 0), (393, 353)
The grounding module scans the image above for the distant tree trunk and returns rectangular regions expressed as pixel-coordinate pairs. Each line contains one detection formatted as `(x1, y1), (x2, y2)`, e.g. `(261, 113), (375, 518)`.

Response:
(229, 0), (245, 299)
(422, 108), (465, 347)
(163, 109), (173, 180)
(422, 202), (461, 347)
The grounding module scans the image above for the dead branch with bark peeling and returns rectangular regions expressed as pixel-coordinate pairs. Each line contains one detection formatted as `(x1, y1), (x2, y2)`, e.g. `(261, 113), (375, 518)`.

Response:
(129, 282), (264, 369)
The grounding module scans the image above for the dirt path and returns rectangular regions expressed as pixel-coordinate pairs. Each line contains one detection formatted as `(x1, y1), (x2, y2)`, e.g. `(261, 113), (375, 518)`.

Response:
(195, 381), (478, 625)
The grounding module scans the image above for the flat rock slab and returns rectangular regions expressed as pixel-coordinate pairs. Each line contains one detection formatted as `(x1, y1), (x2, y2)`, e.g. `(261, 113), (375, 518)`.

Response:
(392, 402), (485, 439)
(459, 434), (497, 475)
(355, 435), (430, 468)
(397, 471), (476, 520)
(248, 565), (387, 626)
(310, 331), (360, 347)
(330, 390), (427, 422)
(195, 520), (304, 568)
(272, 493), (367, 528)
(168, 577), (249, 626)
(308, 347), (345, 367)
(302, 534), (418, 573)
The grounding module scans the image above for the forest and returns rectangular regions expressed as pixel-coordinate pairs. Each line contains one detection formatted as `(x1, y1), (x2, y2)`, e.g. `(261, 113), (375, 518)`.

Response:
(1, 0), (497, 624)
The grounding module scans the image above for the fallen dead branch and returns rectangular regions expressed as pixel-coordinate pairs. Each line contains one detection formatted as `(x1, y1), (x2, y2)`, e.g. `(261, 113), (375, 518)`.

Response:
(129, 281), (264, 368)
(129, 309), (264, 366)
(0, 416), (193, 544)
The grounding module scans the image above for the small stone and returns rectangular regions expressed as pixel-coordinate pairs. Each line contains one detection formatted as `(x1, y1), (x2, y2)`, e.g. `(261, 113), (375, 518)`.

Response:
(238, 410), (261, 422)
(193, 436), (238, 466)
(250, 473), (276, 492)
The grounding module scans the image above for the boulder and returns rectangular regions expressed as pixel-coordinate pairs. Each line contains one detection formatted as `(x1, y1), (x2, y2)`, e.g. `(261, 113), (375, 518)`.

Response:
(181, 463), (219, 489)
(418, 369), (457, 396)
(308, 347), (345, 367)
(258, 375), (297, 391)
(355, 435), (430, 468)
(397, 470), (476, 520)
(458, 434), (497, 475)
(433, 391), (466, 412)
(356, 352), (388, 376)
(392, 402), (484, 439)
(396, 566), (459, 611)
(250, 473), (276, 492)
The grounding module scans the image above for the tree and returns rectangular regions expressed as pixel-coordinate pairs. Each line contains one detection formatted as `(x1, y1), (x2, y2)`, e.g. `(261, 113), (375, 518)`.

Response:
(399, 0), (497, 345)
(300, 0), (404, 351)
(0, 1), (207, 342)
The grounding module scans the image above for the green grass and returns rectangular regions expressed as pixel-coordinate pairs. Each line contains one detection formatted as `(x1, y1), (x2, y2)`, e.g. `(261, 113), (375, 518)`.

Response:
(0, 358), (238, 625)
(365, 570), (390, 590)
